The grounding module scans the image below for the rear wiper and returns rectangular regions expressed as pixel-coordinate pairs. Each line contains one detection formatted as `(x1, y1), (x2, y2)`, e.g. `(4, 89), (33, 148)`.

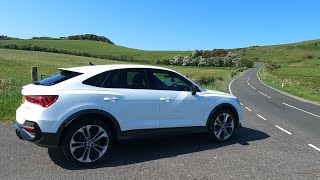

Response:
(32, 81), (42, 85)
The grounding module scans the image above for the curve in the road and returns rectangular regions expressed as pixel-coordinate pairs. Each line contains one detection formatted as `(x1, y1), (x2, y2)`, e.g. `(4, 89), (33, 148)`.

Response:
(229, 62), (320, 153)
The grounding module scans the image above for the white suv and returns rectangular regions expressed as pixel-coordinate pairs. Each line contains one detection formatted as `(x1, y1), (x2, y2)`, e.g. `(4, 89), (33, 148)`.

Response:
(15, 64), (242, 166)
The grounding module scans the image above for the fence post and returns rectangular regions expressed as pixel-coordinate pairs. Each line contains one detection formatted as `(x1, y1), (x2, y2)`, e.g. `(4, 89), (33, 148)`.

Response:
(31, 66), (38, 82)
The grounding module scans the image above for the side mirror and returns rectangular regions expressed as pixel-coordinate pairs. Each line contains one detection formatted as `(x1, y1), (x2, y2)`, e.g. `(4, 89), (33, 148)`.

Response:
(191, 85), (199, 95)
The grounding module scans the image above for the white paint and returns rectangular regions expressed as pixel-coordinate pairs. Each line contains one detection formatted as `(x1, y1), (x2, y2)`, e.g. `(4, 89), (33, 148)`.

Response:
(282, 103), (320, 118)
(308, 144), (320, 152)
(228, 69), (249, 95)
(257, 64), (320, 106)
(251, 86), (256, 90)
(258, 91), (271, 98)
(248, 82), (250, 86)
(256, 114), (266, 120)
(240, 103), (243, 106)
(275, 125), (292, 135)
(245, 107), (252, 111)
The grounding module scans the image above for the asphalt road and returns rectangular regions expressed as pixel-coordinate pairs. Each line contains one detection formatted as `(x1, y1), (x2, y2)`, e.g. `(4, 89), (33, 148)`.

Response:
(1, 63), (320, 179)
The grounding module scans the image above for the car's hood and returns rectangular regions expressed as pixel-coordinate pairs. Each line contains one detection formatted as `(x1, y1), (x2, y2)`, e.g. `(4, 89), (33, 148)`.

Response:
(201, 89), (234, 98)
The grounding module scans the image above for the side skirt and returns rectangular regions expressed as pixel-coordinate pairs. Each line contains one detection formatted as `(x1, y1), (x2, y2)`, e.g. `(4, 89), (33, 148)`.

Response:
(118, 126), (208, 141)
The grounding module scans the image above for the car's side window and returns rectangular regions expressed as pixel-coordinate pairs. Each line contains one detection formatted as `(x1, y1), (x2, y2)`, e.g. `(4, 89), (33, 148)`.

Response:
(102, 69), (148, 89)
(82, 72), (109, 87)
(148, 69), (191, 91)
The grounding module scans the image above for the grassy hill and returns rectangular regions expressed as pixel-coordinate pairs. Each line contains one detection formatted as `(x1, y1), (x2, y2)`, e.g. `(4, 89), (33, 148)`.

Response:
(233, 39), (320, 102)
(0, 39), (191, 63)
(0, 49), (238, 122)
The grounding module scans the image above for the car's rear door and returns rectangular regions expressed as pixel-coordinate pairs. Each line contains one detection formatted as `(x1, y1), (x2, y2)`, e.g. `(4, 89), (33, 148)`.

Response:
(98, 68), (159, 131)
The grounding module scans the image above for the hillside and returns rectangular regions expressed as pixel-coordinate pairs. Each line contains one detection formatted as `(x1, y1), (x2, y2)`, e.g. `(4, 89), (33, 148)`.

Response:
(0, 39), (191, 63)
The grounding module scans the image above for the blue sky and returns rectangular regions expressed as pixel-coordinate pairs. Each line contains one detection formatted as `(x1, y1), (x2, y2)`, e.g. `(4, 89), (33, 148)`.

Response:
(1, 0), (320, 50)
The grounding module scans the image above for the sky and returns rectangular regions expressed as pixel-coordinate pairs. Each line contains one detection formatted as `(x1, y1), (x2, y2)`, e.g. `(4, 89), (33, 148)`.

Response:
(1, 0), (320, 50)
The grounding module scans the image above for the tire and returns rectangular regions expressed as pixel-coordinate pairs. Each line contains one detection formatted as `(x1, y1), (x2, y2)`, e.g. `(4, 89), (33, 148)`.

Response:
(60, 118), (113, 167)
(208, 108), (236, 143)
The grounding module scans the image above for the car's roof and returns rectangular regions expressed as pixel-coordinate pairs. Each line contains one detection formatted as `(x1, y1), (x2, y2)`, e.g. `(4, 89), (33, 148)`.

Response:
(59, 64), (174, 74)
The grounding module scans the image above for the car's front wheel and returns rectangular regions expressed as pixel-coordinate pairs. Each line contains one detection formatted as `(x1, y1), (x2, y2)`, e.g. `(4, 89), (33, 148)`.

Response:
(61, 119), (113, 166)
(208, 109), (236, 142)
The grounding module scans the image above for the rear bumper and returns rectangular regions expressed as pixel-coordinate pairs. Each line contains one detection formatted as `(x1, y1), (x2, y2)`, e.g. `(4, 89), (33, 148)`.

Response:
(15, 122), (59, 148)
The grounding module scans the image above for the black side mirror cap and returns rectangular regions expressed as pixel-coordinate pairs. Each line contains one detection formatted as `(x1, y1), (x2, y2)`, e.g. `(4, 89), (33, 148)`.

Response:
(191, 85), (199, 95)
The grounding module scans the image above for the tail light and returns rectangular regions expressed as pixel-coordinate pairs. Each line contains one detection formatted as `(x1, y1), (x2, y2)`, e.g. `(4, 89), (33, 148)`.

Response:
(25, 95), (59, 107)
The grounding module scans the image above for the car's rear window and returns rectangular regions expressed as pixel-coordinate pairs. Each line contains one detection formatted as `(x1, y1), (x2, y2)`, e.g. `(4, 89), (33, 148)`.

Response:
(36, 70), (82, 86)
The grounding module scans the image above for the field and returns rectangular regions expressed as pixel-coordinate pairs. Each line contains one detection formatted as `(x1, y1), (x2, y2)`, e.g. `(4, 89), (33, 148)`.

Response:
(233, 39), (320, 102)
(0, 40), (191, 63)
(0, 49), (238, 122)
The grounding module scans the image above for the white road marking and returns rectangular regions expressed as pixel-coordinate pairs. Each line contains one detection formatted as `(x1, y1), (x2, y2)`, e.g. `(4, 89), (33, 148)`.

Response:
(240, 103), (243, 105)
(256, 114), (266, 120)
(275, 125), (292, 135)
(251, 86), (256, 90)
(308, 144), (320, 152)
(245, 107), (252, 111)
(259, 91), (271, 98)
(228, 69), (249, 95)
(248, 82), (250, 86)
(282, 103), (320, 118)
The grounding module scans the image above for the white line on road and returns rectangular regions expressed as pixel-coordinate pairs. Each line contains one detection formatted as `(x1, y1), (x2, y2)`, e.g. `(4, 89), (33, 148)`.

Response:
(228, 69), (249, 95)
(240, 103), (243, 106)
(282, 103), (320, 118)
(259, 91), (271, 98)
(308, 144), (320, 152)
(275, 125), (292, 135)
(245, 107), (252, 111)
(251, 86), (256, 90)
(256, 114), (266, 120)
(248, 82), (250, 86)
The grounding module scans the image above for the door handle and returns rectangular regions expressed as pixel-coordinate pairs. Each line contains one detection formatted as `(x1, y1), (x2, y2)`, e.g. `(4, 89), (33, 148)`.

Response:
(160, 97), (171, 102)
(104, 97), (118, 101)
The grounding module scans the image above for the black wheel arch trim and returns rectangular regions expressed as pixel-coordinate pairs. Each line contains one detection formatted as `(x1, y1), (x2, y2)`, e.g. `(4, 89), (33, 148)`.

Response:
(57, 109), (121, 142)
(206, 103), (240, 127)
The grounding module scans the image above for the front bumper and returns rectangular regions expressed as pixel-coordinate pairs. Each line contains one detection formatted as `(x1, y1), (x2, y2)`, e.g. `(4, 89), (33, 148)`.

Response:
(15, 122), (59, 148)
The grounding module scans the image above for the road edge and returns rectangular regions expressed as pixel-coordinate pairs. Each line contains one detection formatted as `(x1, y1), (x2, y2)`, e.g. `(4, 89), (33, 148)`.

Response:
(257, 64), (320, 106)
(228, 69), (249, 95)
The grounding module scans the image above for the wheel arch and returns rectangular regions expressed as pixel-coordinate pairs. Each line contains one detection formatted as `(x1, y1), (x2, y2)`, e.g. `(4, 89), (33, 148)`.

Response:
(57, 109), (121, 145)
(206, 103), (240, 127)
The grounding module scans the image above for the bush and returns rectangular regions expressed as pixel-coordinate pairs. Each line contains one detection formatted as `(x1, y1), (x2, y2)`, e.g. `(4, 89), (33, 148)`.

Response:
(224, 52), (240, 66)
(198, 57), (210, 66)
(210, 57), (224, 67)
(230, 71), (237, 77)
(66, 34), (114, 45)
(238, 59), (254, 68)
(191, 75), (217, 85)
(266, 61), (281, 70)
(191, 50), (201, 58)
(182, 56), (191, 66)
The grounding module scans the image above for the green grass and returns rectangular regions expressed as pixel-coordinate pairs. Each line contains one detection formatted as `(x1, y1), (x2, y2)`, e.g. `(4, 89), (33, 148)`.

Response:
(259, 65), (320, 103)
(232, 39), (320, 103)
(0, 49), (239, 122)
(0, 39), (191, 63)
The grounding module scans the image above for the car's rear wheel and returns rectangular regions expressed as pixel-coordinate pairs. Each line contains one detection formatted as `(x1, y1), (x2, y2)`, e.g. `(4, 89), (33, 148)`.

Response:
(61, 119), (113, 167)
(208, 109), (236, 142)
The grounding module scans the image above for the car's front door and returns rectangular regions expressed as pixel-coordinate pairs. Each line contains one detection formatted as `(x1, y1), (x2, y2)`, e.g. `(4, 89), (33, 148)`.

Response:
(147, 69), (207, 128)
(98, 68), (159, 131)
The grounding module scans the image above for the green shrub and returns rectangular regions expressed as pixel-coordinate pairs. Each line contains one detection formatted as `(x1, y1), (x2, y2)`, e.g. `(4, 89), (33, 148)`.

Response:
(238, 59), (254, 68)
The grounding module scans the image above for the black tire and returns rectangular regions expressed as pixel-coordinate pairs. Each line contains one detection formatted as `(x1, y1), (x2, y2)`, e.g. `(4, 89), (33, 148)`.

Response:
(208, 108), (236, 143)
(60, 118), (113, 167)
